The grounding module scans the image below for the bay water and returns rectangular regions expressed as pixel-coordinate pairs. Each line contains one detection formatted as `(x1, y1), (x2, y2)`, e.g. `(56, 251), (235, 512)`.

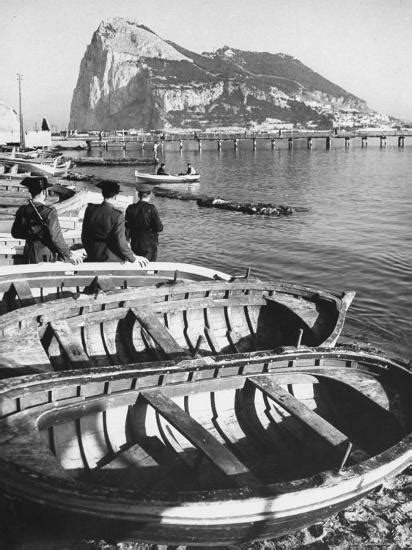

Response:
(74, 138), (412, 360)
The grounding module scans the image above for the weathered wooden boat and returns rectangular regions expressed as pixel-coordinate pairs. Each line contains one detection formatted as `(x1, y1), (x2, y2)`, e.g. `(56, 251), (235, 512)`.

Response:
(0, 186), (86, 232)
(0, 279), (354, 374)
(0, 163), (31, 180)
(0, 154), (71, 177)
(0, 348), (409, 546)
(0, 262), (231, 310)
(0, 231), (82, 266)
(72, 157), (158, 166)
(135, 171), (200, 184)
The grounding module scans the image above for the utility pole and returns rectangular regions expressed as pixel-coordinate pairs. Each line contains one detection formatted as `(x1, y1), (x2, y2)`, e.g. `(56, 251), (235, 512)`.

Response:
(16, 73), (25, 148)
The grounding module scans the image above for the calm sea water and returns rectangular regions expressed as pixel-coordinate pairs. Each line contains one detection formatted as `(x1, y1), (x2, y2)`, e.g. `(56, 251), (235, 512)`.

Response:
(74, 138), (412, 360)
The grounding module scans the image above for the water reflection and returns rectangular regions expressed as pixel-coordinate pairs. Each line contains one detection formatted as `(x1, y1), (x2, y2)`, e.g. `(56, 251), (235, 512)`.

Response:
(76, 144), (412, 358)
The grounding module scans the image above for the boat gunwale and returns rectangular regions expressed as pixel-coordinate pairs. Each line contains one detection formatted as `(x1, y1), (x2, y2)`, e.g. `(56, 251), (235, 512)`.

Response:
(0, 279), (348, 330)
(0, 349), (410, 514)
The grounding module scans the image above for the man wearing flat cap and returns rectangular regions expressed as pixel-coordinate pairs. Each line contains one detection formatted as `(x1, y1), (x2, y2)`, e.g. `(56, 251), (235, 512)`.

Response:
(81, 180), (148, 266)
(11, 176), (81, 264)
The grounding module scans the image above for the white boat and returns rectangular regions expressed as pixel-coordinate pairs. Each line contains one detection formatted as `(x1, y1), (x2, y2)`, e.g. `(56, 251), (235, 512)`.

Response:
(0, 154), (71, 177)
(135, 171), (200, 184)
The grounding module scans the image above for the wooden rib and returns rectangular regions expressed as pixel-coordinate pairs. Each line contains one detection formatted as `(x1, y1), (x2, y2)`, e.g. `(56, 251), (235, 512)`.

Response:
(131, 307), (190, 360)
(12, 280), (36, 307)
(82, 322), (111, 367)
(141, 388), (259, 487)
(51, 320), (90, 369)
(248, 375), (359, 456)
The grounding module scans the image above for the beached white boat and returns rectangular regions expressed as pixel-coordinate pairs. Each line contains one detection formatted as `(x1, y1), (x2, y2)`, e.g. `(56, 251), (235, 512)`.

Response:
(0, 154), (71, 177)
(135, 171), (200, 184)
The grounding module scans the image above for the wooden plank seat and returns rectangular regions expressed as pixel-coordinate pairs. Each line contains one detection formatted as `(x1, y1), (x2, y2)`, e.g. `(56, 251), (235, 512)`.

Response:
(141, 388), (260, 487)
(131, 307), (191, 360)
(50, 320), (90, 369)
(12, 280), (36, 307)
(247, 374), (369, 465)
(0, 413), (72, 480)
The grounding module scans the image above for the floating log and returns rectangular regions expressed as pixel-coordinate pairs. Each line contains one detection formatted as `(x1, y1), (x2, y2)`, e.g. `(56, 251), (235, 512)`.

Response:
(68, 157), (158, 166)
(197, 197), (295, 216)
(152, 188), (307, 216)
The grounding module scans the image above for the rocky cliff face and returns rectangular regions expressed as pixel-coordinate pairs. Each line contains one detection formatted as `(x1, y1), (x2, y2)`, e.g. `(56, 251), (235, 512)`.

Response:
(69, 18), (369, 131)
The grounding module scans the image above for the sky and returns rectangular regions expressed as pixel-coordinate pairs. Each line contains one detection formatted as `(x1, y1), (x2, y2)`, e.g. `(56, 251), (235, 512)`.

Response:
(1, 0), (411, 129)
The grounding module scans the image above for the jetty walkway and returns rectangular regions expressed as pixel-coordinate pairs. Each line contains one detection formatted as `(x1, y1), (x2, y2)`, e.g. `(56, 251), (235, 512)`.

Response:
(56, 129), (411, 151)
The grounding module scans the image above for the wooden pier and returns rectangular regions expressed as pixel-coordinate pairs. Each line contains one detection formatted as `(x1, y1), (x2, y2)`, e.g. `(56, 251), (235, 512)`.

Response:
(58, 129), (411, 151)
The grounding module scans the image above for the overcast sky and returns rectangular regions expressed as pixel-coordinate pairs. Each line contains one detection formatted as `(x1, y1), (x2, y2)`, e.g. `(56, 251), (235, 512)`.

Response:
(1, 0), (411, 129)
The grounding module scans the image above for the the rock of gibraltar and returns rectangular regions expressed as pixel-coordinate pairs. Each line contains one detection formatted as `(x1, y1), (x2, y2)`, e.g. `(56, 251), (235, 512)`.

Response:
(69, 17), (372, 132)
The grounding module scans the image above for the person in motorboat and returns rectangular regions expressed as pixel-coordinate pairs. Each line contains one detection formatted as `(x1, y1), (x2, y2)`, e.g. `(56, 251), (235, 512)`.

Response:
(125, 183), (163, 261)
(11, 176), (83, 265)
(156, 163), (169, 176)
(81, 180), (149, 266)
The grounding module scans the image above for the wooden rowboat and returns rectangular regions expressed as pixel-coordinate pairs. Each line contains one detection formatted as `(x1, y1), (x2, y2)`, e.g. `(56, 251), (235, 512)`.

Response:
(0, 232), (82, 266)
(0, 280), (354, 375)
(0, 261), (231, 311)
(135, 171), (200, 184)
(0, 187), (86, 232)
(0, 348), (409, 546)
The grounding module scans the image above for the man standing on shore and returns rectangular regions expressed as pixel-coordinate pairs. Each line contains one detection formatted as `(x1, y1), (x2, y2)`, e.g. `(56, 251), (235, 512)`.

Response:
(11, 176), (82, 264)
(125, 184), (163, 261)
(81, 180), (149, 265)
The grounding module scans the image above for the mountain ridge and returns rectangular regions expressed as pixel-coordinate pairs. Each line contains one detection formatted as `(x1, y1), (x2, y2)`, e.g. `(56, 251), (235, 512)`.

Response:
(69, 18), (377, 131)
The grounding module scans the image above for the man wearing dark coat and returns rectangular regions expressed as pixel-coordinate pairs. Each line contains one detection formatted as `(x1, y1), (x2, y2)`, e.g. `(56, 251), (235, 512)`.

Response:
(11, 176), (80, 264)
(81, 180), (148, 265)
(125, 185), (163, 261)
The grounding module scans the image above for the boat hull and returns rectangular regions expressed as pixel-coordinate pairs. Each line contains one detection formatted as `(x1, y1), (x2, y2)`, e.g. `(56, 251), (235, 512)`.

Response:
(0, 349), (410, 546)
(0, 261), (231, 310)
(0, 280), (355, 373)
(135, 171), (200, 184)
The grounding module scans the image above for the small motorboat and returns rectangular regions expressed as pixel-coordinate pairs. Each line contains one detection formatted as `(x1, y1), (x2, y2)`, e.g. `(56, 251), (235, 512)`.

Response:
(0, 279), (354, 374)
(0, 261), (231, 310)
(135, 171), (200, 184)
(0, 348), (409, 546)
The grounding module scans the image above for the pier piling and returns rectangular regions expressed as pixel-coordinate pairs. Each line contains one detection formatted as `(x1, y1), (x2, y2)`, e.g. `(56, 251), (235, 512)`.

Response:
(345, 137), (350, 149)
(398, 136), (405, 148)
(288, 138), (293, 150)
(307, 137), (312, 149)
(380, 136), (387, 148)
(361, 136), (368, 148)
(217, 139), (222, 151)
(326, 136), (331, 150)
(252, 137), (257, 150)
(234, 139), (238, 150)
(271, 138), (276, 149)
